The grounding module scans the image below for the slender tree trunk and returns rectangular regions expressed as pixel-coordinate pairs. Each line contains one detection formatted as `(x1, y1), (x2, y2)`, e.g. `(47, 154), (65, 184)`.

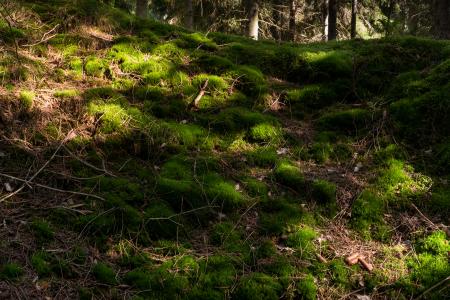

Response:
(324, 0), (329, 40)
(135, 0), (148, 18)
(288, 0), (297, 41)
(386, 0), (394, 36)
(433, 0), (450, 39)
(351, 0), (357, 39)
(328, 0), (337, 40)
(247, 0), (259, 40)
(271, 0), (283, 41)
(185, 0), (194, 29)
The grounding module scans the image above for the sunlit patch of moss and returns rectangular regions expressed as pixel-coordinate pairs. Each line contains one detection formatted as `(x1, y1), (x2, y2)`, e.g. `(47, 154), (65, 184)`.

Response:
(247, 147), (278, 167)
(350, 190), (388, 240)
(248, 123), (282, 144)
(286, 226), (317, 257)
(429, 188), (450, 215)
(273, 160), (305, 192)
(68, 57), (83, 78)
(92, 262), (117, 285)
(416, 230), (450, 256)
(152, 42), (187, 63)
(54, 89), (79, 99)
(19, 90), (35, 110)
(297, 274), (317, 300)
(192, 73), (229, 92)
(376, 159), (432, 204)
(374, 144), (405, 164)
(84, 56), (108, 77)
(204, 173), (247, 211)
(177, 33), (218, 51)
(212, 107), (277, 132)
(0, 263), (23, 280)
(234, 273), (282, 300)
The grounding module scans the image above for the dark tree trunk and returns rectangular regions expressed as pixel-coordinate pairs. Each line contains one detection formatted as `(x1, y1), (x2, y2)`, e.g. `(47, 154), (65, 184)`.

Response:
(328, 0), (337, 40)
(288, 0), (297, 41)
(433, 0), (450, 39)
(135, 0), (148, 18)
(185, 0), (194, 29)
(386, 0), (394, 36)
(271, 0), (283, 41)
(351, 0), (357, 39)
(247, 0), (259, 40)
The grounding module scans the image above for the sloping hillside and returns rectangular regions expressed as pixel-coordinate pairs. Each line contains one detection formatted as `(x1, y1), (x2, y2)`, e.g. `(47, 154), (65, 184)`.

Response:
(0, 1), (449, 299)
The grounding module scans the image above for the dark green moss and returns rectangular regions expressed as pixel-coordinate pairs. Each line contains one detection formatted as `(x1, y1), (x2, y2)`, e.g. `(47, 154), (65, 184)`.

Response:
(30, 219), (54, 244)
(92, 262), (117, 285)
(233, 273), (282, 300)
(273, 160), (305, 192)
(297, 274), (317, 300)
(311, 180), (336, 205)
(0, 263), (23, 280)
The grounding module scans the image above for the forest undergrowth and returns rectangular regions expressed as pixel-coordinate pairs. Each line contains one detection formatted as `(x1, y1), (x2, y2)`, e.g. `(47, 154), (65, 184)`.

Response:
(0, 1), (449, 299)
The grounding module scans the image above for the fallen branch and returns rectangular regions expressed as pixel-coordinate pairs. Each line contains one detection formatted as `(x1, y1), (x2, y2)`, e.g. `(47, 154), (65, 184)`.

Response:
(0, 172), (105, 201)
(23, 24), (60, 47)
(415, 276), (450, 299)
(411, 203), (439, 230)
(189, 79), (209, 109)
(0, 130), (76, 203)
(63, 145), (116, 177)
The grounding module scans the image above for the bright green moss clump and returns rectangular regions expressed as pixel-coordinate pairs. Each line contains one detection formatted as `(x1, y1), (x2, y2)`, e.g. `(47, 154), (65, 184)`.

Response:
(273, 160), (305, 191)
(19, 90), (35, 110)
(204, 173), (246, 211)
(286, 226), (317, 256)
(85, 56), (107, 77)
(54, 89), (79, 98)
(350, 190), (386, 240)
(297, 274), (317, 300)
(248, 123), (282, 144)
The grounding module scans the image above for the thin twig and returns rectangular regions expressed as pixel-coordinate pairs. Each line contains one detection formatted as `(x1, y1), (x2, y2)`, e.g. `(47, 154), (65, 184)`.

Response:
(23, 24), (60, 47)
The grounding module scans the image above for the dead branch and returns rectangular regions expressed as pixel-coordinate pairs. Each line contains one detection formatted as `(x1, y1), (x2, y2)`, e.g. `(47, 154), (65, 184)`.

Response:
(189, 79), (209, 109)
(22, 23), (60, 47)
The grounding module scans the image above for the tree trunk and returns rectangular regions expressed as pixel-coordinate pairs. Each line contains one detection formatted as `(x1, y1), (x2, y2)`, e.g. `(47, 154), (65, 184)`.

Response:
(433, 0), (450, 39)
(351, 0), (357, 39)
(135, 0), (148, 18)
(288, 0), (297, 41)
(271, 0), (283, 41)
(185, 0), (194, 29)
(247, 0), (259, 40)
(323, 0), (329, 41)
(328, 0), (337, 40)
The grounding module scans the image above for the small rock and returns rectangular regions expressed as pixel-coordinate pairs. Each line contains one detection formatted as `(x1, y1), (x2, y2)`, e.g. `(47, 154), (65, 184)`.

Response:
(4, 183), (13, 192)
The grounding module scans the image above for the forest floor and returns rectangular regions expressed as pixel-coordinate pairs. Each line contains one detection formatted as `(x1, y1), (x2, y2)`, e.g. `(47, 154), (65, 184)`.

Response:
(0, 1), (449, 299)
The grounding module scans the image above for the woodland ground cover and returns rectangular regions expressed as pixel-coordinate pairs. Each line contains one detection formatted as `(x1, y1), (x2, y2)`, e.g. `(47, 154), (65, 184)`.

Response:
(0, 1), (449, 299)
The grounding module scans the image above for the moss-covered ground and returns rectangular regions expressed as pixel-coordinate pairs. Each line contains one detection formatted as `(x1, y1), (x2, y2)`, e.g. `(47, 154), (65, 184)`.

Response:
(0, 1), (448, 299)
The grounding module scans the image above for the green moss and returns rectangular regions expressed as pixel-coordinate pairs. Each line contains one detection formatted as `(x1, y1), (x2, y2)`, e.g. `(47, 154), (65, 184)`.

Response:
(374, 144), (405, 163)
(198, 255), (236, 289)
(204, 173), (246, 211)
(350, 190), (387, 240)
(318, 108), (371, 134)
(68, 57), (83, 78)
(286, 85), (338, 109)
(177, 33), (218, 50)
(329, 259), (351, 288)
(19, 90), (35, 110)
(430, 188), (450, 215)
(54, 89), (79, 98)
(144, 201), (179, 238)
(234, 273), (282, 300)
(212, 107), (276, 132)
(194, 54), (234, 73)
(0, 263), (23, 280)
(31, 251), (52, 277)
(256, 239), (277, 259)
(273, 160), (305, 192)
(248, 123), (282, 144)
(285, 226), (317, 256)
(310, 142), (333, 163)
(416, 231), (450, 256)
(311, 180), (336, 205)
(247, 147), (278, 167)
(92, 262), (117, 285)
(228, 65), (267, 97)
(243, 177), (269, 198)
(85, 56), (107, 77)
(297, 274), (317, 300)
(30, 219), (54, 244)
(192, 73), (229, 92)
(406, 253), (449, 296)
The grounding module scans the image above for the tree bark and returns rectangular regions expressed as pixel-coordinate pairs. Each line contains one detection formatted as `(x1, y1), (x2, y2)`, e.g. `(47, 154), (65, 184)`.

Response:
(271, 0), (283, 41)
(327, 0), (337, 40)
(135, 0), (148, 18)
(351, 0), (357, 39)
(247, 0), (259, 40)
(323, 0), (329, 41)
(288, 0), (297, 41)
(185, 0), (194, 29)
(433, 0), (450, 39)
